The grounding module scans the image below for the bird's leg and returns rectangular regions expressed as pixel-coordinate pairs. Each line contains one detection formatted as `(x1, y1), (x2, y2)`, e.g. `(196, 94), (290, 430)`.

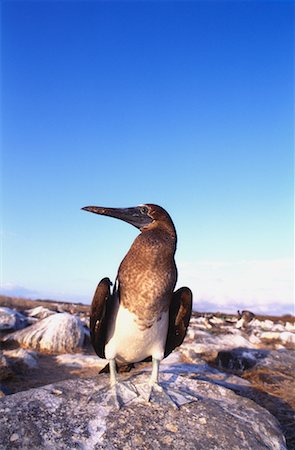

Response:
(108, 359), (138, 409)
(109, 359), (117, 387)
(150, 357), (160, 386)
(87, 360), (138, 407)
(146, 358), (179, 409)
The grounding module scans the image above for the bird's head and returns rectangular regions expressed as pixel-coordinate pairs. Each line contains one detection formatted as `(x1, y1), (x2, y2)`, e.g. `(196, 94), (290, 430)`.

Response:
(81, 203), (176, 238)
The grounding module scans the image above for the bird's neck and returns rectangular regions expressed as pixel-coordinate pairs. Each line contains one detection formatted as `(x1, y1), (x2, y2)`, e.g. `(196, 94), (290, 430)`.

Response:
(139, 227), (177, 255)
(142, 221), (177, 246)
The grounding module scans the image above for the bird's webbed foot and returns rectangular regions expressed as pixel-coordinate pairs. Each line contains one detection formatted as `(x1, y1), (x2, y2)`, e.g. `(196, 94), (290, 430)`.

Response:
(87, 380), (138, 409)
(108, 380), (138, 409)
(108, 359), (139, 409)
(138, 358), (198, 408)
(141, 357), (179, 408)
(87, 359), (139, 409)
(145, 381), (179, 409)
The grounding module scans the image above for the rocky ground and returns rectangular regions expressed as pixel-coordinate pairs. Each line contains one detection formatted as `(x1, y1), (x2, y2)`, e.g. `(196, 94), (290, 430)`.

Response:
(0, 296), (294, 449)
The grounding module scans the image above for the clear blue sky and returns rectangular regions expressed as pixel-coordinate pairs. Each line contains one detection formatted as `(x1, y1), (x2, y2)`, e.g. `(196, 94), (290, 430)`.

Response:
(1, 1), (294, 314)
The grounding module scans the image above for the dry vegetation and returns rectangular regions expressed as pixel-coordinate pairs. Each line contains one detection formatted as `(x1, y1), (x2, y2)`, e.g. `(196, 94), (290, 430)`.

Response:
(0, 295), (90, 315)
(241, 367), (295, 449)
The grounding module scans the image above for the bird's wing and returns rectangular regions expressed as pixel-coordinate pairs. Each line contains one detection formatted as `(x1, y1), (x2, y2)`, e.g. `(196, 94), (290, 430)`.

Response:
(164, 287), (193, 358)
(90, 277), (114, 359)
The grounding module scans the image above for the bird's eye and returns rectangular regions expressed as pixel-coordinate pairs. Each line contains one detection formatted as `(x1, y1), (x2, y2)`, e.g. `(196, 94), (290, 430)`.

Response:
(141, 206), (149, 214)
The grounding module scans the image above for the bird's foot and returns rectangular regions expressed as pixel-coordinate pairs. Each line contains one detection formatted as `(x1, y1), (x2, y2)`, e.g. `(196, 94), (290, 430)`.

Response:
(107, 380), (139, 409)
(137, 381), (198, 409)
(87, 380), (138, 409)
(145, 382), (179, 409)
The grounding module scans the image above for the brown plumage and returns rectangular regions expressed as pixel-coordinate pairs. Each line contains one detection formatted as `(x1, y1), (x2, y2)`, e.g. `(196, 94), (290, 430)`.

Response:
(83, 203), (192, 405)
(91, 279), (192, 370)
(89, 277), (113, 359)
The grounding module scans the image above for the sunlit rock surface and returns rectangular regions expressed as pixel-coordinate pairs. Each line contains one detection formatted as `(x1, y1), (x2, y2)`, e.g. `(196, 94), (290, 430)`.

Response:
(0, 367), (287, 450)
(3, 313), (85, 353)
(25, 306), (56, 320)
(0, 307), (28, 331)
(54, 354), (106, 370)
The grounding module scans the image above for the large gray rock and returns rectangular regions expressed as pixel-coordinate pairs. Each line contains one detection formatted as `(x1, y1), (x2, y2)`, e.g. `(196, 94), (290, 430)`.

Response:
(215, 348), (295, 377)
(3, 313), (85, 353)
(0, 365), (286, 450)
(0, 353), (13, 381)
(215, 348), (269, 372)
(253, 349), (295, 377)
(0, 307), (28, 331)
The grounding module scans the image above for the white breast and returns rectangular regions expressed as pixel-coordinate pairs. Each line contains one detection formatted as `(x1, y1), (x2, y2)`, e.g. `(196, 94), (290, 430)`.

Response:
(104, 302), (169, 363)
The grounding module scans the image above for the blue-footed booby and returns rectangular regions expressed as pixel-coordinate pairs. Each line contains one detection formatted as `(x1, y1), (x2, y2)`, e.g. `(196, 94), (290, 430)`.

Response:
(82, 204), (192, 407)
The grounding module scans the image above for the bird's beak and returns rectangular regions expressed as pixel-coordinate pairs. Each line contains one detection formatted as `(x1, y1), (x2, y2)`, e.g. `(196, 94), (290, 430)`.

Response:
(81, 205), (153, 230)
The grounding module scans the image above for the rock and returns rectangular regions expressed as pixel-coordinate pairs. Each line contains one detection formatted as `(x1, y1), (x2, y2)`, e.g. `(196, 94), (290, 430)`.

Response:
(161, 351), (184, 365)
(250, 318), (263, 328)
(279, 331), (295, 347)
(253, 349), (295, 377)
(4, 349), (39, 370)
(248, 333), (262, 345)
(272, 324), (287, 333)
(215, 333), (256, 348)
(0, 365), (286, 450)
(4, 313), (85, 353)
(25, 306), (56, 320)
(215, 348), (269, 372)
(215, 347), (295, 380)
(0, 307), (28, 331)
(150, 363), (251, 392)
(260, 331), (281, 342)
(259, 319), (274, 331)
(181, 330), (257, 364)
(54, 354), (106, 370)
(0, 353), (13, 381)
(285, 322), (295, 332)
(209, 316), (225, 326)
(79, 316), (90, 329)
(186, 327), (198, 339)
(259, 331), (295, 348)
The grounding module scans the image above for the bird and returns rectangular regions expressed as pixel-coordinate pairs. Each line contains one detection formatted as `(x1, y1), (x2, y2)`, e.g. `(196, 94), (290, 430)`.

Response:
(236, 310), (255, 330)
(82, 203), (192, 407)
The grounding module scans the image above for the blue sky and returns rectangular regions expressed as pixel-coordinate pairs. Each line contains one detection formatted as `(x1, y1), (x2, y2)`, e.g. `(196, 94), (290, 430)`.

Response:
(1, 1), (293, 314)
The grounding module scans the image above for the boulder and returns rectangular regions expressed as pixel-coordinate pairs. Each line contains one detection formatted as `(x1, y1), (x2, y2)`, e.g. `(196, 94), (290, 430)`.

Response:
(25, 306), (56, 320)
(4, 313), (85, 353)
(0, 353), (13, 381)
(279, 331), (295, 347)
(259, 331), (295, 348)
(54, 354), (106, 370)
(215, 347), (295, 379)
(215, 348), (269, 372)
(0, 307), (28, 331)
(285, 322), (295, 332)
(0, 365), (286, 450)
(259, 319), (274, 331)
(260, 331), (281, 342)
(253, 349), (295, 377)
(4, 349), (39, 371)
(180, 330), (257, 363)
